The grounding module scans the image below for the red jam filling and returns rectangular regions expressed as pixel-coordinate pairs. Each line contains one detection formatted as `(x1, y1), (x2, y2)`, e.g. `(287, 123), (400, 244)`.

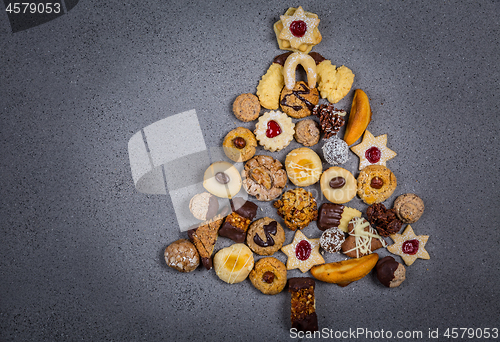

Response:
(266, 120), (282, 138)
(365, 146), (381, 163)
(402, 239), (419, 255)
(290, 20), (307, 37)
(295, 240), (312, 261)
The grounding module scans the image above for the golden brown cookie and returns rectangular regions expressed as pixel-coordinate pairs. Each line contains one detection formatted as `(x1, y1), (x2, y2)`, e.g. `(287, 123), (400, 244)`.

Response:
(281, 230), (324, 272)
(214, 243), (254, 284)
(273, 6), (322, 53)
(249, 257), (287, 295)
(233, 93), (261, 122)
(164, 239), (200, 272)
(320, 167), (357, 204)
(242, 155), (288, 201)
(273, 188), (318, 231)
(254, 110), (295, 152)
(357, 165), (397, 205)
(393, 193), (425, 223)
(222, 127), (258, 163)
(294, 119), (320, 146)
(256, 63), (285, 110)
(280, 81), (319, 118)
(285, 147), (322, 187)
(246, 217), (286, 256)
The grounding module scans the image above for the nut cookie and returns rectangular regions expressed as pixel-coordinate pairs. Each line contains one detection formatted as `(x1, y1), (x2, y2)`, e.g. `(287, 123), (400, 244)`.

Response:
(357, 165), (397, 205)
(222, 127), (257, 163)
(393, 193), (424, 224)
(273, 188), (318, 231)
(249, 257), (287, 295)
(246, 217), (286, 256)
(242, 155), (288, 201)
(294, 119), (320, 146)
(233, 93), (261, 122)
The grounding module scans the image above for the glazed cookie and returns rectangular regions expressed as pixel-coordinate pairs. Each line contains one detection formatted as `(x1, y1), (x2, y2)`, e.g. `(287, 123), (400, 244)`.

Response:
(222, 127), (258, 163)
(232, 93), (261, 122)
(214, 243), (254, 284)
(249, 257), (287, 295)
(285, 147), (322, 187)
(357, 165), (397, 205)
(393, 193), (425, 223)
(281, 230), (325, 273)
(294, 119), (320, 146)
(320, 167), (357, 204)
(280, 81), (319, 118)
(242, 155), (287, 201)
(254, 110), (295, 152)
(341, 217), (387, 258)
(273, 188), (318, 231)
(246, 217), (286, 256)
(273, 6), (322, 53)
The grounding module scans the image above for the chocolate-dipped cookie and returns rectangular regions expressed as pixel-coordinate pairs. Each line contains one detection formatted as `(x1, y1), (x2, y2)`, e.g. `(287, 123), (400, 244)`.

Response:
(376, 256), (406, 288)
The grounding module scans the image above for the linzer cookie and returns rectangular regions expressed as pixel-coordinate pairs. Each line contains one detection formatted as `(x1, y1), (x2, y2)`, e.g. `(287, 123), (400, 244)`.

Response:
(246, 217), (285, 256)
(280, 81), (319, 118)
(274, 6), (322, 53)
(288, 277), (318, 332)
(281, 230), (324, 273)
(351, 130), (397, 170)
(254, 110), (295, 152)
(317, 203), (361, 232)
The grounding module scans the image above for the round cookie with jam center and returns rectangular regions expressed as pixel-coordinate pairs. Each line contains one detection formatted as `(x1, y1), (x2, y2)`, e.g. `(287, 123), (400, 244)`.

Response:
(357, 165), (397, 205)
(249, 257), (287, 295)
(246, 217), (286, 256)
(222, 127), (258, 163)
(320, 166), (357, 204)
(280, 81), (319, 118)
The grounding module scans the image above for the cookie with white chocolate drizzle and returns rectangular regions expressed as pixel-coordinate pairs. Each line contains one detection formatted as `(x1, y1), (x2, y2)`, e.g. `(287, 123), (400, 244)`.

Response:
(341, 217), (387, 258)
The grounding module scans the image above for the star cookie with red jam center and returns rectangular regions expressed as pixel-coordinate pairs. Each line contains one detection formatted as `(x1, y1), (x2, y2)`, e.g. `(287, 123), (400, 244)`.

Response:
(277, 6), (320, 51)
(351, 130), (397, 170)
(281, 230), (325, 272)
(387, 225), (430, 266)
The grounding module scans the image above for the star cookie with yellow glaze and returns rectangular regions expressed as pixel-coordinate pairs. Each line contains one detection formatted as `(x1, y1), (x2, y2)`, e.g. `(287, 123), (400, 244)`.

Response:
(273, 7), (322, 53)
(351, 130), (397, 170)
(387, 225), (430, 266)
(281, 230), (325, 272)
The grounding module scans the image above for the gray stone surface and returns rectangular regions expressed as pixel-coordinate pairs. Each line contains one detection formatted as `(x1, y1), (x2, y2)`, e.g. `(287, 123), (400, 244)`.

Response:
(1, 0), (499, 341)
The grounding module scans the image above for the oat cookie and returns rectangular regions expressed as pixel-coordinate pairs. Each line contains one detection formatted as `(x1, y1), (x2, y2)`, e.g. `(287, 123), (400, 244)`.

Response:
(233, 93), (261, 122)
(249, 257), (287, 295)
(294, 119), (320, 146)
(357, 165), (397, 205)
(242, 155), (288, 201)
(273, 188), (318, 231)
(246, 217), (285, 256)
(222, 127), (257, 163)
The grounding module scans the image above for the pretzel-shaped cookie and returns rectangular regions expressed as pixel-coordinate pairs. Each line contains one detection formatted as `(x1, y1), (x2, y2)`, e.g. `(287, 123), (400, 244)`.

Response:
(283, 52), (317, 90)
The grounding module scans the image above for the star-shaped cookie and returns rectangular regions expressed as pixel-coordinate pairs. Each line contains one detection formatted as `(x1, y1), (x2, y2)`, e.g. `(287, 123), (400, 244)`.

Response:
(351, 130), (397, 170)
(279, 6), (320, 50)
(281, 230), (324, 272)
(387, 225), (429, 266)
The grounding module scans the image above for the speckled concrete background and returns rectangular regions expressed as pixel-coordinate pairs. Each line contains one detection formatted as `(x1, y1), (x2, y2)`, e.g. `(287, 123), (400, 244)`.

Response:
(1, 1), (499, 341)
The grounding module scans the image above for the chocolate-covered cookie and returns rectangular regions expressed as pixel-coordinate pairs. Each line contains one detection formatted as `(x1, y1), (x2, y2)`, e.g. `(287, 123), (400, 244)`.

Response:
(376, 256), (406, 288)
(219, 198), (258, 243)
